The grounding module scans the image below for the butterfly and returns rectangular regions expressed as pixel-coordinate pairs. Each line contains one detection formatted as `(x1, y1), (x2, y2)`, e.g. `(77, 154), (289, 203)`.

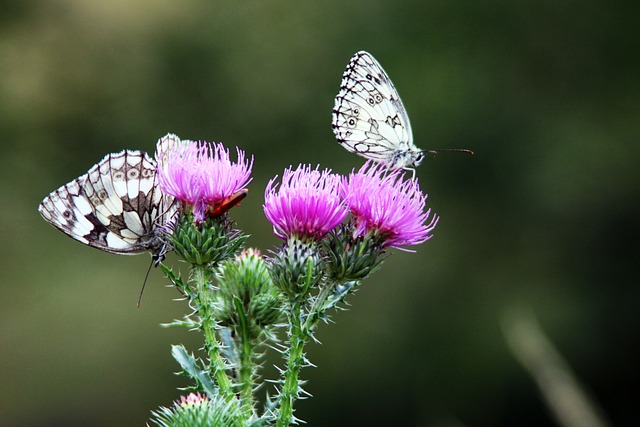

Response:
(38, 145), (178, 263)
(332, 51), (472, 170)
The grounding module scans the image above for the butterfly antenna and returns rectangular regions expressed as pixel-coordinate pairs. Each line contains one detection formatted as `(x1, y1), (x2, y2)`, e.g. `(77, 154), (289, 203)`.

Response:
(424, 148), (475, 157)
(137, 259), (155, 308)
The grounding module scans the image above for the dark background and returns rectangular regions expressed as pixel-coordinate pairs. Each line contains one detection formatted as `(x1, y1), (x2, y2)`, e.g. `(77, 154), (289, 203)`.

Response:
(1, 1), (638, 426)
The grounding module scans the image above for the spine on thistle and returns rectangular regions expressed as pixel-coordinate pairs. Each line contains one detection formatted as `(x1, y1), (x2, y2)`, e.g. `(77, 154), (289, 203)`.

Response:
(214, 248), (284, 335)
(323, 223), (387, 282)
(171, 212), (247, 266)
(269, 237), (324, 301)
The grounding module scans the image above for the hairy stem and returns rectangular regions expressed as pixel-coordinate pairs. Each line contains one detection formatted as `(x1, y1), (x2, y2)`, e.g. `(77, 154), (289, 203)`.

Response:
(276, 279), (359, 426)
(276, 299), (308, 427)
(192, 265), (234, 401)
(233, 297), (256, 421)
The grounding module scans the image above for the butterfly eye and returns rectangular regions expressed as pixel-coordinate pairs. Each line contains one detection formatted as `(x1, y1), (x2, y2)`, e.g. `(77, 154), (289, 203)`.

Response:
(414, 152), (425, 166)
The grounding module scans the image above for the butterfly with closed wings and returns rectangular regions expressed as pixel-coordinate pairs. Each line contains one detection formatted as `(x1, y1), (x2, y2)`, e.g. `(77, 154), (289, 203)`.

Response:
(332, 51), (472, 170)
(38, 146), (178, 263)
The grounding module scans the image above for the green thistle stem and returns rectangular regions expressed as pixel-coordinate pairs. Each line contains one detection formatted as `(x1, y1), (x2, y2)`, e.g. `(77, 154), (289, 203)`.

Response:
(275, 279), (363, 425)
(233, 297), (256, 421)
(277, 298), (308, 427)
(192, 265), (234, 402)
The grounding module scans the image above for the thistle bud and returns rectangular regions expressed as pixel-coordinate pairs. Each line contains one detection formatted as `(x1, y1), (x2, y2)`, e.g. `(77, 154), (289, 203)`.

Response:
(171, 211), (247, 266)
(214, 249), (284, 335)
(269, 237), (324, 300)
(324, 224), (387, 282)
(149, 392), (243, 427)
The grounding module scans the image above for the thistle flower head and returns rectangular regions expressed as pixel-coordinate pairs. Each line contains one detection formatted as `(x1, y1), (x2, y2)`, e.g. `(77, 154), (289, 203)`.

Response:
(156, 134), (253, 222)
(178, 392), (209, 408)
(342, 161), (438, 249)
(263, 164), (348, 240)
(150, 391), (243, 427)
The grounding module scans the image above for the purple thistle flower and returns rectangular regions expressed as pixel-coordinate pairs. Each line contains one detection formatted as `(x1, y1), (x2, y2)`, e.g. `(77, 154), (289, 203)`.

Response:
(263, 165), (348, 240)
(156, 134), (253, 221)
(342, 161), (438, 249)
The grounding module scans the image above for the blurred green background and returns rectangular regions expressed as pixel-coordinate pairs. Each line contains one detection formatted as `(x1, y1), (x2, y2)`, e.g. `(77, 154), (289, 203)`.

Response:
(1, 1), (638, 426)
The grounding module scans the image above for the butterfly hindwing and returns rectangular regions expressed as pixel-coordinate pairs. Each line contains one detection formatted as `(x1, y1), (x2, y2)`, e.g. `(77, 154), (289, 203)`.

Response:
(39, 174), (102, 247)
(332, 51), (423, 169)
(39, 150), (176, 258)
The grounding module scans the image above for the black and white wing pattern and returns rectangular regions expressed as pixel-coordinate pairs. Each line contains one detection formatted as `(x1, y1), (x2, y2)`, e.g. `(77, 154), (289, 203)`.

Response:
(38, 150), (177, 260)
(154, 133), (192, 168)
(332, 51), (424, 169)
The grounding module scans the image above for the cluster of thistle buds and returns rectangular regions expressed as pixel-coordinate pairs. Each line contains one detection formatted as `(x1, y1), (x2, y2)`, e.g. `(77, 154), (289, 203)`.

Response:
(149, 133), (438, 426)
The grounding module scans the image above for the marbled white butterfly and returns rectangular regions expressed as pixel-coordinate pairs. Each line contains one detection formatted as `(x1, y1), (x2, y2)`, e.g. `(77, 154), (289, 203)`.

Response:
(38, 145), (178, 262)
(332, 51), (472, 170)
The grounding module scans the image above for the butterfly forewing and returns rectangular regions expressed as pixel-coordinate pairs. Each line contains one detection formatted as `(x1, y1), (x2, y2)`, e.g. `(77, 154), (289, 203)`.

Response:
(39, 150), (176, 257)
(332, 51), (422, 169)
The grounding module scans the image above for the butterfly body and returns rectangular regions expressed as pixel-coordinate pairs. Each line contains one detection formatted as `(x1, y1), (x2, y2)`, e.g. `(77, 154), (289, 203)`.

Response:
(39, 149), (177, 260)
(332, 51), (425, 169)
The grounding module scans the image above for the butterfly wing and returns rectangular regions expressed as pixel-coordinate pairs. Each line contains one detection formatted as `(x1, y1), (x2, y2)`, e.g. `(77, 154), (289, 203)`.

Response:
(155, 133), (192, 167)
(332, 51), (420, 168)
(38, 150), (176, 257)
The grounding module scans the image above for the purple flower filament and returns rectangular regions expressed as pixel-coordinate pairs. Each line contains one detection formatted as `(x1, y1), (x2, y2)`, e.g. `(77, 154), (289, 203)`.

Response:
(342, 161), (438, 249)
(156, 135), (253, 221)
(263, 165), (348, 240)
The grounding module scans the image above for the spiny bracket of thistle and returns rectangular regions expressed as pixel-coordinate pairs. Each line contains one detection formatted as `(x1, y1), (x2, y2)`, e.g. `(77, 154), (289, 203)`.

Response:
(323, 223), (388, 283)
(149, 392), (245, 427)
(171, 210), (248, 266)
(213, 250), (285, 339)
(269, 237), (324, 303)
(159, 263), (191, 298)
(159, 264), (202, 330)
(171, 345), (218, 398)
(217, 326), (240, 371)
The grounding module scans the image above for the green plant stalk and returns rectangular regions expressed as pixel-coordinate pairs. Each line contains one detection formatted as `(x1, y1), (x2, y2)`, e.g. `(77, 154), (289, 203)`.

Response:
(233, 296), (256, 422)
(192, 265), (234, 402)
(274, 278), (362, 426)
(276, 298), (307, 427)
